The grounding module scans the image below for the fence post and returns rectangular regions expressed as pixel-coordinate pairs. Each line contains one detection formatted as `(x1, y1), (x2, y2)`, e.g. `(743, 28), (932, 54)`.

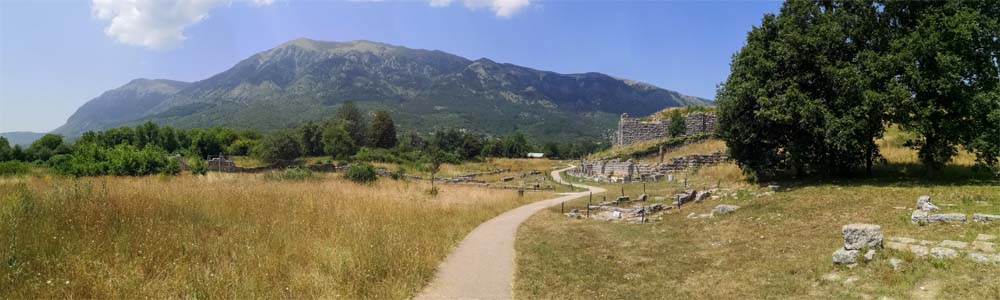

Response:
(561, 202), (564, 214)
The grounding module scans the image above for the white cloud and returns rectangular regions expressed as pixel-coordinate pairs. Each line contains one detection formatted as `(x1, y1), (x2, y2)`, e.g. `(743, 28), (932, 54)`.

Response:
(430, 0), (532, 17)
(91, 0), (274, 50)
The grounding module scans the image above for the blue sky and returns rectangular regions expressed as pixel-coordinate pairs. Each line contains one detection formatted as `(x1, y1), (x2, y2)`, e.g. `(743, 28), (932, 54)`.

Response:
(0, 0), (780, 133)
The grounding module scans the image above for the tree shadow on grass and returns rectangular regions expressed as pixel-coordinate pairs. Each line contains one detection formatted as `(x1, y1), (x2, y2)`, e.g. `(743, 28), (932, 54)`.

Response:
(766, 162), (999, 192)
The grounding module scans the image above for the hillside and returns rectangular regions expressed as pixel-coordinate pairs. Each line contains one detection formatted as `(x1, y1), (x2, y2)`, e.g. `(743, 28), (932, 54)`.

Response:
(53, 38), (711, 142)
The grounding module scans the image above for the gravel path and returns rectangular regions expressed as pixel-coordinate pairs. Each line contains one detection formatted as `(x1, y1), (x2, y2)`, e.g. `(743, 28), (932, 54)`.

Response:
(414, 166), (605, 300)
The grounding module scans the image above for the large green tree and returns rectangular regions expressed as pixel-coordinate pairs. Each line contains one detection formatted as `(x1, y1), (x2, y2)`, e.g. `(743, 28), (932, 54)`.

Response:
(882, 1), (1000, 170)
(299, 121), (324, 156)
(717, 0), (888, 178)
(336, 101), (368, 147)
(256, 130), (302, 164)
(322, 123), (358, 160)
(368, 111), (398, 149)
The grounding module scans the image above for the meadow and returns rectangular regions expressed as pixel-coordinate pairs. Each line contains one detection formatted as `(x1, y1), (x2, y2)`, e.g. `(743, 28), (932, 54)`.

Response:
(515, 135), (1000, 299)
(1, 168), (554, 299)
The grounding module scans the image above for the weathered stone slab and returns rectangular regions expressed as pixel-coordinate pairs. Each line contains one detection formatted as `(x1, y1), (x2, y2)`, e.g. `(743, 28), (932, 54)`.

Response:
(977, 234), (997, 241)
(910, 245), (929, 257)
(886, 241), (909, 251)
(930, 247), (958, 259)
(966, 252), (995, 264)
(911, 210), (928, 225)
(888, 237), (916, 244)
(832, 248), (860, 264)
(916, 195), (939, 211)
(694, 191), (712, 202)
(938, 240), (968, 250)
(927, 213), (966, 224)
(973, 213), (1000, 223)
(971, 241), (995, 253)
(711, 204), (740, 216)
(842, 224), (883, 250)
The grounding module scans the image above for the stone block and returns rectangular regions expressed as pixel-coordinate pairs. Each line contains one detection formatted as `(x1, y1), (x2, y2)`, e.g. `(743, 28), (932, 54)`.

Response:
(910, 245), (929, 257)
(916, 195), (939, 211)
(930, 247), (958, 259)
(971, 241), (995, 253)
(938, 240), (968, 250)
(711, 204), (740, 216)
(832, 248), (860, 264)
(885, 241), (909, 251)
(976, 234), (997, 241)
(966, 252), (995, 264)
(973, 213), (1000, 223)
(927, 213), (966, 224)
(842, 224), (883, 250)
(911, 210), (928, 225)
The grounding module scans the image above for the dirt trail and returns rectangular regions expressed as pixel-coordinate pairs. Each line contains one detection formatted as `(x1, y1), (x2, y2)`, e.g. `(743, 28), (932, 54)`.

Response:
(415, 166), (604, 300)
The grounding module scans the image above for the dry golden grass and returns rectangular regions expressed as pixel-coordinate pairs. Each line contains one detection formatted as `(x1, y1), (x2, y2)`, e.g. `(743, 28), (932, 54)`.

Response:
(1, 173), (551, 299)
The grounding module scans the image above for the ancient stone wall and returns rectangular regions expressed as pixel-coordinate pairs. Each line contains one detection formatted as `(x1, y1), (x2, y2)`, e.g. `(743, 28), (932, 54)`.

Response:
(573, 152), (728, 182)
(613, 111), (717, 146)
(684, 111), (717, 136)
(613, 113), (670, 146)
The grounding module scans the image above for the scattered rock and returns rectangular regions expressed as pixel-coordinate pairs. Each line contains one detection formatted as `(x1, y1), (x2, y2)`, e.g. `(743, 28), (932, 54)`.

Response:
(971, 241), (995, 253)
(686, 212), (696, 219)
(911, 210), (928, 225)
(910, 245), (929, 257)
(711, 204), (741, 216)
(637, 194), (648, 201)
(616, 196), (630, 202)
(767, 185), (780, 191)
(938, 240), (968, 250)
(653, 196), (665, 201)
(565, 209), (581, 219)
(694, 191), (712, 202)
(916, 195), (939, 211)
(842, 224), (884, 250)
(976, 234), (997, 241)
(973, 213), (1000, 223)
(930, 247), (958, 259)
(863, 249), (877, 262)
(889, 258), (904, 271)
(966, 252), (994, 264)
(833, 248), (860, 264)
(927, 213), (967, 224)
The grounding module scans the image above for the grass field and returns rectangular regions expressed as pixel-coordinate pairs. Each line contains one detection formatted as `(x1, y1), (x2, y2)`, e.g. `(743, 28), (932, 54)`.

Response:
(1, 171), (553, 299)
(515, 137), (1000, 299)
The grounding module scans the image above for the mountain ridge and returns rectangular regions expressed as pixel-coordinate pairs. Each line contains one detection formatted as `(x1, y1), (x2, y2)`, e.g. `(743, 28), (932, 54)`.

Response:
(54, 38), (711, 141)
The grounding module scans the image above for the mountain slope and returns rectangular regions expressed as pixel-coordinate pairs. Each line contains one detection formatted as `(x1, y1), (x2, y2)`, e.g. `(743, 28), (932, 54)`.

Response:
(55, 79), (190, 135)
(0, 131), (47, 146)
(54, 38), (711, 141)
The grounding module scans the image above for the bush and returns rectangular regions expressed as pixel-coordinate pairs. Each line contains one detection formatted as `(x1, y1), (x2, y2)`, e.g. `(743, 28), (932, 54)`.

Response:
(263, 167), (315, 181)
(162, 158), (181, 175)
(345, 163), (377, 184)
(0, 161), (31, 176)
(352, 147), (403, 164)
(190, 158), (208, 175)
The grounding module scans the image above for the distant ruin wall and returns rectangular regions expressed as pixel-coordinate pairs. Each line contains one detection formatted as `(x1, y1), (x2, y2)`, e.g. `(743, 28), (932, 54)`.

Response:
(684, 111), (717, 136)
(572, 152), (728, 182)
(612, 111), (717, 146)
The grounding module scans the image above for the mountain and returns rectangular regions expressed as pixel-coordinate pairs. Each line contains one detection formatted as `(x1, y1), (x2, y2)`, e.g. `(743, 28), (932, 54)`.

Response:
(0, 131), (47, 146)
(54, 38), (711, 142)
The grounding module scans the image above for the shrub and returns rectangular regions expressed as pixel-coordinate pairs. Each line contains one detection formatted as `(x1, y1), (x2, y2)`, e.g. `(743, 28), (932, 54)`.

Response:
(0, 161), (31, 176)
(390, 166), (407, 180)
(345, 163), (377, 184)
(190, 158), (208, 176)
(352, 147), (403, 164)
(161, 158), (181, 175)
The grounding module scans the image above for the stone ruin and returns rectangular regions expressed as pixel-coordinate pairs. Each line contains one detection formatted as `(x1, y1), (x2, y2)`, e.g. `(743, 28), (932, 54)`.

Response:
(612, 111), (718, 146)
(684, 111), (717, 136)
(572, 152), (728, 182)
(832, 224), (884, 265)
(910, 195), (1000, 225)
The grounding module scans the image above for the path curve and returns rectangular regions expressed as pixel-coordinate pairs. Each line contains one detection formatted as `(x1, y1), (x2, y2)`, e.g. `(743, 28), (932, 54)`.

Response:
(415, 165), (605, 300)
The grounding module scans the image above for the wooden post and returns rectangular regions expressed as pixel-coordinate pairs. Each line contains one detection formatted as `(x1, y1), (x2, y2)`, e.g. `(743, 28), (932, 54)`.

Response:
(561, 202), (564, 214)
(643, 182), (646, 195)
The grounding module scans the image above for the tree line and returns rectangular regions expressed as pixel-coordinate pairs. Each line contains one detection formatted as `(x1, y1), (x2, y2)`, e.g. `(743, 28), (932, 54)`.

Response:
(0, 101), (606, 177)
(717, 0), (999, 179)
